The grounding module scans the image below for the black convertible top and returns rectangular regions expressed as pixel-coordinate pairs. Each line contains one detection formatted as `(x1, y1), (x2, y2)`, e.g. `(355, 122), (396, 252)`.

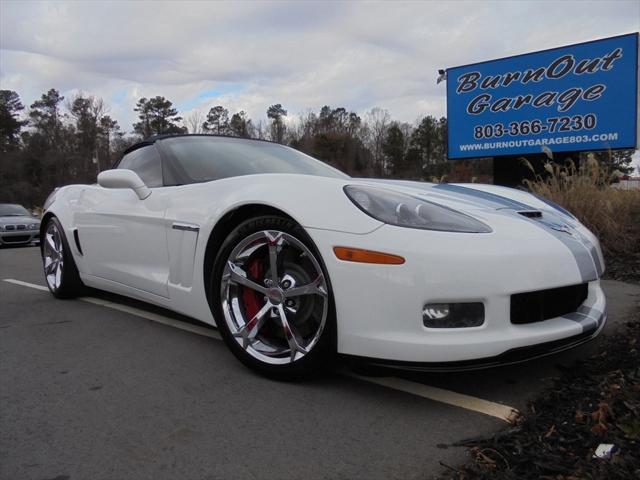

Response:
(122, 134), (278, 157)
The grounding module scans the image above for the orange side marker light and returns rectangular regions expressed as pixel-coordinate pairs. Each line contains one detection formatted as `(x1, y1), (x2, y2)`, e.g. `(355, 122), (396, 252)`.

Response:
(333, 246), (405, 265)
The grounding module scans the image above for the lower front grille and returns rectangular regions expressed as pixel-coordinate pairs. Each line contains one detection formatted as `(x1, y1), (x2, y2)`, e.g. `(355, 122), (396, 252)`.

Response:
(511, 283), (588, 324)
(1, 235), (31, 243)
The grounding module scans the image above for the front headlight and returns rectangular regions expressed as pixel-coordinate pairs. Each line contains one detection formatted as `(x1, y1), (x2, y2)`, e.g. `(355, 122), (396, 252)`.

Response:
(344, 185), (492, 233)
(29, 223), (39, 230)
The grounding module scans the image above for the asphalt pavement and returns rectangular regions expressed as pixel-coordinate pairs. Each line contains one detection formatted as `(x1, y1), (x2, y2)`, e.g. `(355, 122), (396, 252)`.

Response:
(1, 246), (639, 480)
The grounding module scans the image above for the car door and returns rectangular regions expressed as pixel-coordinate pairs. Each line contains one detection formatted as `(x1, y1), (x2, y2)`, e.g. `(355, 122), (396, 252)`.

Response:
(76, 144), (171, 298)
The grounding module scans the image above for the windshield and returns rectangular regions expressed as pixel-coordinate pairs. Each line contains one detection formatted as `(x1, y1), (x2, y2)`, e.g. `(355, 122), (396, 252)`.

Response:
(159, 136), (349, 185)
(0, 204), (31, 217)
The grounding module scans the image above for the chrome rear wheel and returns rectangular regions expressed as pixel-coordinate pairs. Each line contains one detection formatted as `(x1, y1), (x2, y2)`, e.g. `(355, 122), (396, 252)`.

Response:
(220, 229), (329, 366)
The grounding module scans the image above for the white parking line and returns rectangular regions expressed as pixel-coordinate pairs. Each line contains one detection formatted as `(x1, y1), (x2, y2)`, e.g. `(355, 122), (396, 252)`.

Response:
(3, 278), (49, 291)
(2, 279), (221, 340)
(3, 277), (518, 423)
(344, 373), (518, 423)
(79, 296), (222, 340)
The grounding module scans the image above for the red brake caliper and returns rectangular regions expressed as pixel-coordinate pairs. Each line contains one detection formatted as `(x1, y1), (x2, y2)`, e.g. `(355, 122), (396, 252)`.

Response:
(242, 257), (263, 319)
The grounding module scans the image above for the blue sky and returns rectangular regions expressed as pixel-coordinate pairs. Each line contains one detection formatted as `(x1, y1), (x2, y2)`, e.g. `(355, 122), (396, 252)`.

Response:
(1, 0), (638, 168)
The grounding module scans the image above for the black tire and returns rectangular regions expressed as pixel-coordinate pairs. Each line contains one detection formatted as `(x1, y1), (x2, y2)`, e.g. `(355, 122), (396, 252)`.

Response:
(41, 216), (84, 299)
(210, 215), (336, 380)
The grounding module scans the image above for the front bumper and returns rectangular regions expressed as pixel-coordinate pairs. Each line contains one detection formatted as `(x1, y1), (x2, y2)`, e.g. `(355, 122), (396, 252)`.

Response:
(344, 311), (606, 372)
(0, 230), (39, 245)
(307, 219), (607, 365)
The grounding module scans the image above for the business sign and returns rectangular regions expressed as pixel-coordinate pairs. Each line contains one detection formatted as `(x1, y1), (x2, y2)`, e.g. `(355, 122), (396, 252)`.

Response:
(447, 33), (639, 159)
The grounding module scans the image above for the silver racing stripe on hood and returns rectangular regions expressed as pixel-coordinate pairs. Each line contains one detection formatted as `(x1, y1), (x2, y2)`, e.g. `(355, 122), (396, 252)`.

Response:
(531, 215), (599, 283)
(433, 183), (534, 210)
(433, 184), (600, 283)
(573, 232), (605, 277)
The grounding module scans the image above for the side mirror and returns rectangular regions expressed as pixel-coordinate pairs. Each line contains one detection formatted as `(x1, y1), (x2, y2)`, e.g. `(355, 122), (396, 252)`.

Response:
(97, 169), (151, 200)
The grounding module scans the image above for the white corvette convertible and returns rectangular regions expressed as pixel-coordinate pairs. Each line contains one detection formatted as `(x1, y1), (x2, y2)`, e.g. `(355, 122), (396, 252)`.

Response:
(41, 134), (606, 378)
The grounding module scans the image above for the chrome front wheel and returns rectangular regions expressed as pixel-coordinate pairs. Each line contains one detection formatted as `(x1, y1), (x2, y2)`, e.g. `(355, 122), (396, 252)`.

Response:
(220, 229), (329, 365)
(43, 222), (64, 291)
(212, 215), (336, 378)
(41, 217), (83, 298)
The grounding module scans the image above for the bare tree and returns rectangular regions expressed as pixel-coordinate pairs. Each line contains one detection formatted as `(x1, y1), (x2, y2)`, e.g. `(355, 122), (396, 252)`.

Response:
(292, 110), (317, 140)
(399, 122), (413, 160)
(364, 108), (391, 176)
(185, 110), (204, 134)
(253, 119), (267, 140)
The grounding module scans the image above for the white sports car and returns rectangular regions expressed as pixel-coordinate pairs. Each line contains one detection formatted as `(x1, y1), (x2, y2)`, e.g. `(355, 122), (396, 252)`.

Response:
(41, 134), (607, 378)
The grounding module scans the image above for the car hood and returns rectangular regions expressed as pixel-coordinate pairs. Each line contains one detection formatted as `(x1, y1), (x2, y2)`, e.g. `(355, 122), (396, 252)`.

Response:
(349, 178), (604, 279)
(0, 215), (40, 224)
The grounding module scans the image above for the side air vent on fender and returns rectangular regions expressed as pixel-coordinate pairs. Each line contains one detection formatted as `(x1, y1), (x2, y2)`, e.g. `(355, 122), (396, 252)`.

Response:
(73, 228), (83, 255)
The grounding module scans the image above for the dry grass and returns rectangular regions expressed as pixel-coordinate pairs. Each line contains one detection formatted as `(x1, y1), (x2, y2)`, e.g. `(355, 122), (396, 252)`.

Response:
(521, 154), (640, 258)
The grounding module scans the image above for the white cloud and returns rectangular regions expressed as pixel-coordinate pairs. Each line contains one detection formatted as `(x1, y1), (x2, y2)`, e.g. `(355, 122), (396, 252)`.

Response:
(1, 0), (638, 139)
